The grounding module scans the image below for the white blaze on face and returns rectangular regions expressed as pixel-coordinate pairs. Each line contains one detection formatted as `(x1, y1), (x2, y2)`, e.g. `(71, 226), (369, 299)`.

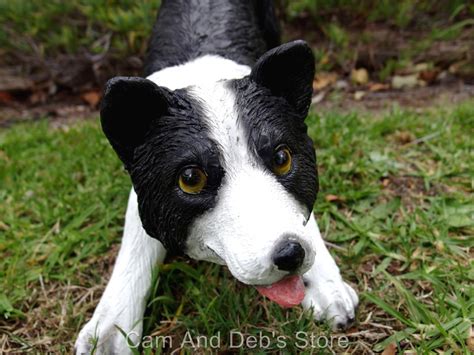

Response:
(185, 82), (316, 285)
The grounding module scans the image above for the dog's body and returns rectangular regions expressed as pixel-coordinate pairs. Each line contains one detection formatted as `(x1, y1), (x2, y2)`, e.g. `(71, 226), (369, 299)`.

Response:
(75, 1), (357, 353)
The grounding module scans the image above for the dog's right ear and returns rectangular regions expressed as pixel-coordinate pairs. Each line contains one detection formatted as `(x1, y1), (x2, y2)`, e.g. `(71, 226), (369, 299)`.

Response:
(250, 40), (315, 118)
(100, 76), (170, 169)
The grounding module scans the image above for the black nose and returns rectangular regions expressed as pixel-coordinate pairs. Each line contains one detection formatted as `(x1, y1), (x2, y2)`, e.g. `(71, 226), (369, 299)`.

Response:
(272, 240), (305, 272)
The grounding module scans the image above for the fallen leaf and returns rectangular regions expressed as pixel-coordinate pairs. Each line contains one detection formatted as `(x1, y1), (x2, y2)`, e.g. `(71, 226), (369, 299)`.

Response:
(325, 194), (345, 202)
(369, 83), (390, 92)
(413, 63), (429, 73)
(354, 91), (365, 100)
(313, 72), (338, 90)
(418, 69), (439, 84)
(318, 54), (330, 67)
(381, 342), (397, 355)
(81, 90), (101, 108)
(351, 68), (369, 85)
(391, 75), (419, 89)
(311, 92), (326, 105)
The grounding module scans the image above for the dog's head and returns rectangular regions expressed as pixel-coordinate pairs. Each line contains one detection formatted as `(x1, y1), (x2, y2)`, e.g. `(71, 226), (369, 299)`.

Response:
(101, 41), (318, 288)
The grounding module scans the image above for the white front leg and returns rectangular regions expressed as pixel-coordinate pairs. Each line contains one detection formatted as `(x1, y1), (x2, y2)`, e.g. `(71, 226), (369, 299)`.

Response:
(301, 214), (358, 330)
(75, 188), (167, 354)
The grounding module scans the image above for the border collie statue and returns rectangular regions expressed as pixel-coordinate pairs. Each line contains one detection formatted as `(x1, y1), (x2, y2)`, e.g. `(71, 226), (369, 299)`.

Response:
(76, 1), (358, 353)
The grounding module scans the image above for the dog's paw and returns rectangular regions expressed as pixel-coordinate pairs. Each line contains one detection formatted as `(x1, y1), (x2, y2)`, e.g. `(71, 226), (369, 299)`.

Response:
(75, 315), (139, 355)
(302, 279), (358, 330)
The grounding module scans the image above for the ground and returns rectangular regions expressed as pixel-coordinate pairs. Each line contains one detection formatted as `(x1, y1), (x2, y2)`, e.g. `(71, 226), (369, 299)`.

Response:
(1, 95), (473, 353)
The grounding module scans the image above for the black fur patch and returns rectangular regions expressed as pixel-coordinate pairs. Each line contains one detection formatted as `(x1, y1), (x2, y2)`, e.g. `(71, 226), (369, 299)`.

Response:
(101, 79), (224, 254)
(250, 40), (315, 118)
(130, 89), (225, 254)
(230, 78), (318, 215)
(100, 77), (171, 170)
(144, 0), (280, 75)
(229, 41), (318, 214)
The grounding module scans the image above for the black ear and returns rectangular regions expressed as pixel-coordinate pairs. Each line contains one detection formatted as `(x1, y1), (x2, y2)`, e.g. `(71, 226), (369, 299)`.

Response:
(250, 40), (315, 117)
(100, 76), (170, 169)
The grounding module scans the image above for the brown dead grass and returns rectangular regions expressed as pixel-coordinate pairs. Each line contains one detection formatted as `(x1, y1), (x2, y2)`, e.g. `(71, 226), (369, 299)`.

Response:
(381, 175), (448, 211)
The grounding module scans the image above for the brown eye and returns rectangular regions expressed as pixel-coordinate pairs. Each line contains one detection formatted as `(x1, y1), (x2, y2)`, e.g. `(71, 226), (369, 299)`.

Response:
(178, 167), (207, 194)
(272, 145), (292, 176)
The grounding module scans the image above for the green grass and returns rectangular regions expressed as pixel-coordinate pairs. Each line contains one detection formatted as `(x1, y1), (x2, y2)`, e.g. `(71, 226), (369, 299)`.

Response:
(2, 0), (473, 75)
(0, 0), (161, 57)
(1, 101), (473, 352)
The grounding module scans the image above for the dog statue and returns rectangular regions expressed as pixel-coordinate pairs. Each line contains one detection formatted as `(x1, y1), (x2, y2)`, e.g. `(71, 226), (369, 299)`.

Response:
(76, 1), (358, 353)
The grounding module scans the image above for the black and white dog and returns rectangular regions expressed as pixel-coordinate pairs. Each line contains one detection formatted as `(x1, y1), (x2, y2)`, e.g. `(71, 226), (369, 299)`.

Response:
(76, 1), (358, 353)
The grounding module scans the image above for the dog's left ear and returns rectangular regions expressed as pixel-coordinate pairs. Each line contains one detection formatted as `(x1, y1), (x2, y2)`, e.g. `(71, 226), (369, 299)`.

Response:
(250, 40), (315, 117)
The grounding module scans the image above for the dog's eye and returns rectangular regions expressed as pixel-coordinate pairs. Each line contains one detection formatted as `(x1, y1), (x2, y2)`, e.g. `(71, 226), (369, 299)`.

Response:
(272, 145), (292, 176)
(178, 167), (207, 194)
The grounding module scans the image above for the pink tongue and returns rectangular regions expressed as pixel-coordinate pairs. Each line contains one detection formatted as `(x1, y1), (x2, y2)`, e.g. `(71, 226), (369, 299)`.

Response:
(255, 275), (305, 308)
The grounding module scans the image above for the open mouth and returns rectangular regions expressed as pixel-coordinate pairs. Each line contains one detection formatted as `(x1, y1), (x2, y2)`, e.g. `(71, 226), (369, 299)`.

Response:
(255, 275), (305, 308)
(204, 247), (308, 308)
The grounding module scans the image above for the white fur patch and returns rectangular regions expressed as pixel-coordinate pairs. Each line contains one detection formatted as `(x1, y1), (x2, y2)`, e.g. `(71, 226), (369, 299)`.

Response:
(301, 215), (359, 329)
(75, 189), (166, 354)
(147, 54), (250, 90)
(184, 82), (316, 285)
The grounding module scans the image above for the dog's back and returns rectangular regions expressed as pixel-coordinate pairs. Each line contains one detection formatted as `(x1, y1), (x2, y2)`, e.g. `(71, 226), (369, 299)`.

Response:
(144, 0), (280, 76)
